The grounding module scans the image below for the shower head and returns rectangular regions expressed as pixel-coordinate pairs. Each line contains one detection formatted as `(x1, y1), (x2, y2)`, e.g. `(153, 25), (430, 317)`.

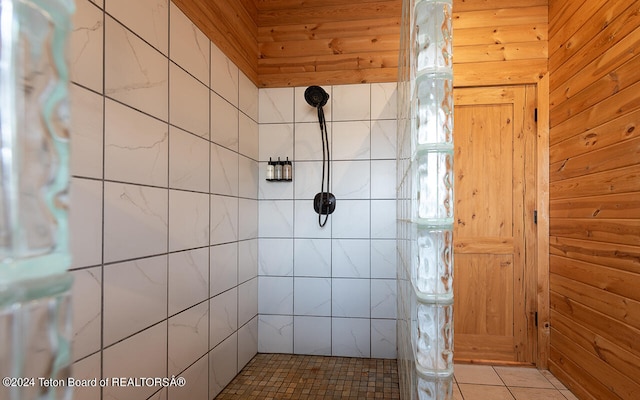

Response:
(304, 86), (329, 108)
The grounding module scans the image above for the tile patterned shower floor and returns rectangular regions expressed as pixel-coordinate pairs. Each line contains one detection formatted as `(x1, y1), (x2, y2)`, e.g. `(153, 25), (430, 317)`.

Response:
(215, 354), (579, 400)
(215, 353), (400, 399)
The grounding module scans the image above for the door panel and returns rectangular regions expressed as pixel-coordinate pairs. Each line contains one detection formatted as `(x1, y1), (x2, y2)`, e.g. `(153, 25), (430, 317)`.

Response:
(453, 85), (537, 364)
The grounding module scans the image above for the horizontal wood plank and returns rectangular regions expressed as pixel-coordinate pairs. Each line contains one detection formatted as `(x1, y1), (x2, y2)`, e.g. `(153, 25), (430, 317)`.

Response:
(551, 310), (640, 387)
(453, 6), (548, 30)
(550, 136), (640, 181)
(454, 238), (514, 254)
(550, 193), (640, 219)
(258, 18), (400, 42)
(549, 236), (640, 275)
(550, 291), (640, 357)
(548, 349), (613, 400)
(549, 325), (640, 399)
(256, 67), (398, 87)
(453, 0), (548, 13)
(257, 1), (402, 26)
(550, 80), (640, 144)
(550, 5), (640, 90)
(453, 59), (547, 87)
(549, 164), (640, 199)
(550, 218), (640, 247)
(549, 108), (640, 164)
(259, 34), (399, 58)
(454, 24), (548, 47)
(453, 41), (548, 63)
(550, 255), (640, 303)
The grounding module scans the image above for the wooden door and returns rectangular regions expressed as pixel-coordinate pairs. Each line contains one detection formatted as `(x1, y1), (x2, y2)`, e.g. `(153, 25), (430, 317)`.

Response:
(453, 85), (538, 364)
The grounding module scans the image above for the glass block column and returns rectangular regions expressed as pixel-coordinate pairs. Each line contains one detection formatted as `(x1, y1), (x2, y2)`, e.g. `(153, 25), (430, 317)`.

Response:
(397, 0), (454, 399)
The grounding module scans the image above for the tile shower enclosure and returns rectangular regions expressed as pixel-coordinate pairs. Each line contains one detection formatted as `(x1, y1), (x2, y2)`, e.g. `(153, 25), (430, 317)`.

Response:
(68, 1), (398, 399)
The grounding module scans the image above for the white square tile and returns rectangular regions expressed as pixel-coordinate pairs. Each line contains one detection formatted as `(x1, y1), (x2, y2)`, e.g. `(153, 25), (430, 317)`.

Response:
(258, 200), (293, 237)
(259, 87), (294, 123)
(170, 63), (209, 138)
(169, 2), (209, 83)
(294, 122), (328, 161)
(168, 248), (209, 315)
(70, 84), (103, 179)
(169, 126), (210, 192)
(211, 143), (239, 196)
(371, 82), (397, 120)
(239, 156), (259, 199)
(211, 43), (239, 106)
(332, 200), (370, 239)
(104, 183), (168, 263)
(332, 121), (371, 160)
(332, 84), (370, 121)
(103, 255), (167, 346)
(70, 178), (102, 269)
(332, 317), (370, 357)
(210, 195), (238, 245)
(294, 316), (331, 355)
(371, 279), (397, 318)
(332, 278), (370, 318)
(70, 0), (103, 92)
(209, 288), (238, 348)
(371, 240), (396, 279)
(258, 238), (293, 276)
(371, 120), (397, 160)
(371, 160), (397, 199)
(210, 242), (238, 296)
(259, 123), (294, 162)
(371, 200), (396, 239)
(71, 352), (101, 400)
(258, 315), (293, 353)
(239, 72), (258, 121)
(371, 319), (397, 359)
(239, 114), (259, 160)
(104, 99), (169, 187)
(294, 277), (331, 316)
(332, 160), (371, 199)
(295, 85), (332, 123)
(107, 0), (168, 55)
(293, 161), (322, 200)
(239, 198), (258, 240)
(103, 323), (167, 400)
(168, 302), (208, 375)
(168, 356), (208, 400)
(294, 199), (332, 238)
(105, 16), (168, 121)
(332, 239), (370, 278)
(238, 278), (258, 326)
(211, 91), (239, 150)
(238, 239), (258, 283)
(258, 276), (293, 315)
(293, 239), (331, 277)
(169, 190), (210, 251)
(209, 333), (238, 399)
(259, 162), (294, 199)
(238, 317), (258, 371)
(71, 267), (101, 361)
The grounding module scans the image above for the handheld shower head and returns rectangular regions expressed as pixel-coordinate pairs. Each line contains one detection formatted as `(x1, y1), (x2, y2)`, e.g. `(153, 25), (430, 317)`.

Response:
(304, 85), (329, 108)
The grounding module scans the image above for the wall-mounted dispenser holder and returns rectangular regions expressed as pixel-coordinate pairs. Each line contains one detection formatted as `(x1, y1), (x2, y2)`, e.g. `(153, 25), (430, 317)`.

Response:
(266, 157), (293, 181)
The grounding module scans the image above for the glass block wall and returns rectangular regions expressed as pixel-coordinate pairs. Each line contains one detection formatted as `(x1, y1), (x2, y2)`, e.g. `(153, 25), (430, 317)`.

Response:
(397, 0), (454, 399)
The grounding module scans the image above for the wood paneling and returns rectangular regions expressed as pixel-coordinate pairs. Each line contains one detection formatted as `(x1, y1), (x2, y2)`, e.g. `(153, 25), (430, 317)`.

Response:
(173, 0), (259, 83)
(453, 4), (548, 87)
(549, 0), (640, 398)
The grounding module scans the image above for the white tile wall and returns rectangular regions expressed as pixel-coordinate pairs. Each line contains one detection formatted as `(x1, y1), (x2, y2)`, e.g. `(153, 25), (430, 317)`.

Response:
(69, 3), (397, 398)
(258, 83), (398, 359)
(68, 2), (258, 399)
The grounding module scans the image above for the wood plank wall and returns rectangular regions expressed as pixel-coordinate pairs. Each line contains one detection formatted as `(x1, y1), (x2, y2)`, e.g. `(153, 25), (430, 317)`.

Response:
(548, 1), (640, 399)
(255, 0), (402, 87)
(452, 0), (548, 87)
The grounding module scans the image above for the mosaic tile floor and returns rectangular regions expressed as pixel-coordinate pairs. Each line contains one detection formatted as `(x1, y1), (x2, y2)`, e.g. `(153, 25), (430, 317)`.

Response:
(215, 354), (580, 400)
(215, 353), (400, 399)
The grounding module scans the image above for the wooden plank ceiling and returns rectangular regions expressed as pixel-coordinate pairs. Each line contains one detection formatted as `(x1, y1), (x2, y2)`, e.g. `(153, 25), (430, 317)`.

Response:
(174, 0), (548, 88)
